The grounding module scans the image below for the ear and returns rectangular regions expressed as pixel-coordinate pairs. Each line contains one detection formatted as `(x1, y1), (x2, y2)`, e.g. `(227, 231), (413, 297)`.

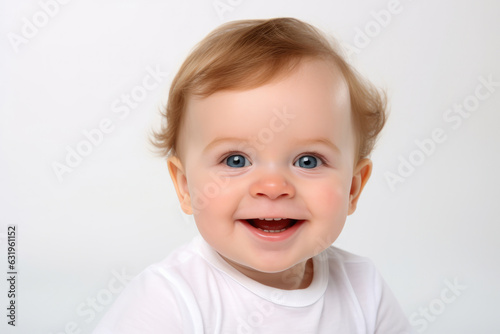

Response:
(348, 158), (372, 215)
(167, 155), (193, 215)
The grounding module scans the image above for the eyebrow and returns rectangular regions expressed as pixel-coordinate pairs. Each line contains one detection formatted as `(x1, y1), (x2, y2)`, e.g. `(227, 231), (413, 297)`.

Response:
(203, 136), (341, 154)
(203, 137), (245, 154)
(296, 138), (341, 154)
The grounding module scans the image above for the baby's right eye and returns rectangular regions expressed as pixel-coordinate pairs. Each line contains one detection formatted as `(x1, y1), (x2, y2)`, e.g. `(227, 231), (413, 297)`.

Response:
(225, 154), (250, 168)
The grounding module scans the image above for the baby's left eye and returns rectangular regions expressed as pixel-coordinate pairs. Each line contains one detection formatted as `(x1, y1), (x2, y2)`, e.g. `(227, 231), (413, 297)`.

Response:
(294, 155), (322, 169)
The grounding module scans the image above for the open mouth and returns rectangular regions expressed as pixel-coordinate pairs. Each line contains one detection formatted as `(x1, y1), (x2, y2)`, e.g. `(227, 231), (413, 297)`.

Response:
(245, 218), (299, 233)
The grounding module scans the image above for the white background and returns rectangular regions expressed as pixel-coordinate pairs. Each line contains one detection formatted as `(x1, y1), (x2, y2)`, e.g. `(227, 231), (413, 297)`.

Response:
(1, 0), (499, 333)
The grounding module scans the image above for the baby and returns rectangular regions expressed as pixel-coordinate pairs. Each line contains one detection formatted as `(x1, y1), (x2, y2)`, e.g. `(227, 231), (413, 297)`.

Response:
(94, 18), (413, 333)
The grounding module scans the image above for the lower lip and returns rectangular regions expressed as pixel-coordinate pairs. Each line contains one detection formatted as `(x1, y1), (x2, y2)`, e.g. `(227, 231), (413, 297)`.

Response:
(237, 219), (305, 242)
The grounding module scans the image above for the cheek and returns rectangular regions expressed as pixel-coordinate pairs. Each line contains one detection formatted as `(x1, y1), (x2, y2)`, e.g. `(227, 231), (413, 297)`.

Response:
(189, 182), (228, 239)
(307, 179), (350, 217)
(185, 171), (215, 219)
(188, 171), (239, 218)
(190, 177), (243, 242)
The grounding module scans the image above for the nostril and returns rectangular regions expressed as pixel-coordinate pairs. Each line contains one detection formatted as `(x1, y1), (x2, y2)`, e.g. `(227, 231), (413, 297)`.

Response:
(255, 192), (290, 200)
(250, 177), (295, 200)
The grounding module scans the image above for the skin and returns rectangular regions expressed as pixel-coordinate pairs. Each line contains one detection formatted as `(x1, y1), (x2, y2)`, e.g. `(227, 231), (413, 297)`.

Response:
(167, 58), (372, 290)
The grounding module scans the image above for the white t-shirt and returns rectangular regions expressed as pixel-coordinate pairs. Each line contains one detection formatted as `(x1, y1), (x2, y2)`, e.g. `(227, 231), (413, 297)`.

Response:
(93, 235), (413, 334)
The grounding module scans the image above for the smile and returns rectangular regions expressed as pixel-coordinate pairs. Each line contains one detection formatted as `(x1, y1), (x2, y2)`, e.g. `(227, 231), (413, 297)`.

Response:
(238, 218), (305, 242)
(247, 218), (299, 233)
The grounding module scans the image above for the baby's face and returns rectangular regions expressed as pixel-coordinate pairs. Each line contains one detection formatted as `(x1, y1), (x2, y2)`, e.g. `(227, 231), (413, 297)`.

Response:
(169, 59), (370, 275)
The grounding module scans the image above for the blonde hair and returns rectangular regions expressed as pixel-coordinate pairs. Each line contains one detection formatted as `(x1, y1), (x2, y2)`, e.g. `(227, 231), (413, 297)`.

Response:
(151, 18), (387, 161)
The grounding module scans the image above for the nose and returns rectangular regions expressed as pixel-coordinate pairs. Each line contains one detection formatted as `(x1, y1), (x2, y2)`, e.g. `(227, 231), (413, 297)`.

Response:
(249, 172), (295, 200)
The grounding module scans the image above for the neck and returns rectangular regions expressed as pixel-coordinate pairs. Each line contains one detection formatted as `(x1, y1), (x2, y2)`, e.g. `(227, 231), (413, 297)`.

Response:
(221, 256), (314, 290)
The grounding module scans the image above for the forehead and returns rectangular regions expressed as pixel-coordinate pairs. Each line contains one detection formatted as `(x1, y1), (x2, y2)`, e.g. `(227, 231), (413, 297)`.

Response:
(179, 59), (353, 156)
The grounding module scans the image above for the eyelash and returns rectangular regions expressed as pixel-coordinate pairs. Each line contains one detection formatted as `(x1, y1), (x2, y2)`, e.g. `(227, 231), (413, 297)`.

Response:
(218, 150), (329, 167)
(219, 151), (249, 165)
(299, 151), (329, 167)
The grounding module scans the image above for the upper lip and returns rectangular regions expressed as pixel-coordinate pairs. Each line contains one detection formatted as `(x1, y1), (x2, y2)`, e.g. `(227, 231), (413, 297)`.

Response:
(236, 207), (309, 221)
(241, 217), (303, 221)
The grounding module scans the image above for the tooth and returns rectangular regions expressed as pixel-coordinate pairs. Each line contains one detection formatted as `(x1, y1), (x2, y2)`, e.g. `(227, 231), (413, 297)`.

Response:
(264, 218), (273, 221)
(273, 218), (282, 220)
(257, 227), (289, 233)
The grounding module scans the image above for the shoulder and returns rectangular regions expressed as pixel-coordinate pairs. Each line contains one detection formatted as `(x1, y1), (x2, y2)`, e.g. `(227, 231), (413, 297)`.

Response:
(321, 246), (414, 333)
(323, 245), (379, 278)
(93, 237), (208, 333)
(149, 235), (219, 284)
(321, 246), (384, 305)
(323, 244), (372, 263)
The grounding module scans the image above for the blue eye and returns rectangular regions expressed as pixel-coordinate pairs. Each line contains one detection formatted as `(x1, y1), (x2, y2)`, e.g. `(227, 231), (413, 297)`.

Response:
(294, 155), (320, 169)
(225, 154), (250, 168)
